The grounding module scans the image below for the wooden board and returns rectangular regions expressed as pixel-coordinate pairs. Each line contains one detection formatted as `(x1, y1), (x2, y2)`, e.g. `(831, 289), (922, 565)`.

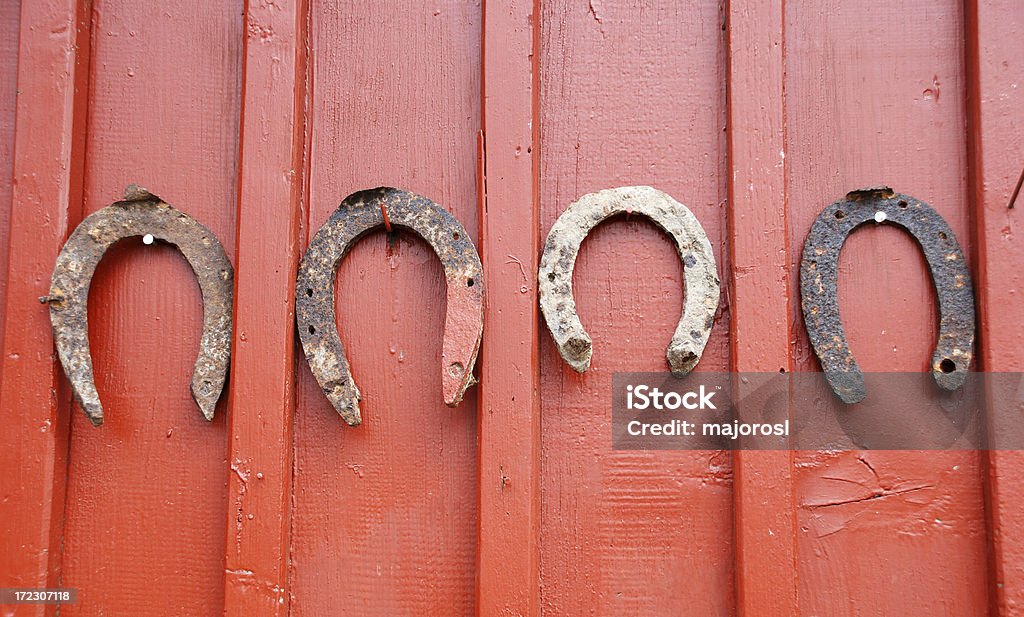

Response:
(57, 1), (242, 615)
(0, 0), (18, 347)
(223, 0), (308, 614)
(288, 2), (482, 614)
(966, 1), (1024, 614)
(538, 1), (734, 614)
(726, 0), (799, 614)
(785, 1), (989, 614)
(0, 2), (90, 614)
(477, 0), (542, 614)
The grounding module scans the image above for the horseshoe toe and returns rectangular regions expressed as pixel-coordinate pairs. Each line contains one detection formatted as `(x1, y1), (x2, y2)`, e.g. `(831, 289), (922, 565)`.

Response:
(800, 187), (975, 403)
(296, 187), (484, 424)
(539, 186), (720, 376)
(48, 187), (234, 425)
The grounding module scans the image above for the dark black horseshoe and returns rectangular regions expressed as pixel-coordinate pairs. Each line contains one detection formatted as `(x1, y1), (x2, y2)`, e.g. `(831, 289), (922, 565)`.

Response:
(295, 187), (484, 426)
(47, 185), (234, 426)
(800, 187), (975, 403)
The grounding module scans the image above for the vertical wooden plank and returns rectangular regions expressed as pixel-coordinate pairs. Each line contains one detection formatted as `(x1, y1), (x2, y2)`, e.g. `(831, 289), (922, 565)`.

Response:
(57, 1), (242, 615)
(0, 0), (89, 607)
(538, 1), (734, 614)
(965, 0), (1024, 614)
(223, 0), (308, 614)
(0, 0), (21, 350)
(787, 1), (988, 615)
(725, 1), (800, 615)
(289, 2), (482, 614)
(477, 1), (540, 615)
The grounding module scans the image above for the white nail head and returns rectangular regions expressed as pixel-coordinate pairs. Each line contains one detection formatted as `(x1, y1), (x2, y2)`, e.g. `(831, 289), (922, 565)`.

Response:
(874, 211), (887, 223)
(143, 233), (155, 245)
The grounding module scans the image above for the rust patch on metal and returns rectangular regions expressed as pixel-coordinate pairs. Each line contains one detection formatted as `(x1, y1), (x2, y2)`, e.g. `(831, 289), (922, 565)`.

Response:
(538, 186), (721, 376)
(800, 187), (976, 403)
(47, 185), (234, 426)
(295, 187), (484, 425)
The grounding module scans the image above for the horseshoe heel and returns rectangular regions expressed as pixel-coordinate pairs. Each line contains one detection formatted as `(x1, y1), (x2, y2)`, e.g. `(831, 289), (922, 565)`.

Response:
(47, 185), (234, 426)
(295, 187), (484, 426)
(538, 186), (720, 376)
(800, 187), (976, 404)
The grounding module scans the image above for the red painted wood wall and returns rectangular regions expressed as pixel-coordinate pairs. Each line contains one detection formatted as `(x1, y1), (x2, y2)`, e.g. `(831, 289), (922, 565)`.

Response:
(0, 1), (1020, 616)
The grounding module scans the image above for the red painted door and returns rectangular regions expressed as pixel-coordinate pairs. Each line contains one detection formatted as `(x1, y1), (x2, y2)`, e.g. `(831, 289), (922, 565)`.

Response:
(0, 1), (1021, 616)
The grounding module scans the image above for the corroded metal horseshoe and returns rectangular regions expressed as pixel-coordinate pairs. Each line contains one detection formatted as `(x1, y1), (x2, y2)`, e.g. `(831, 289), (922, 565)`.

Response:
(296, 187), (484, 426)
(47, 185), (234, 426)
(538, 186), (720, 375)
(800, 187), (976, 404)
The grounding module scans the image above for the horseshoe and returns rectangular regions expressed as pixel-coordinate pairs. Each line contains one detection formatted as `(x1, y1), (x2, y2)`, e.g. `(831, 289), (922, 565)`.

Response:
(295, 187), (484, 426)
(800, 187), (976, 404)
(538, 186), (720, 376)
(46, 185), (234, 426)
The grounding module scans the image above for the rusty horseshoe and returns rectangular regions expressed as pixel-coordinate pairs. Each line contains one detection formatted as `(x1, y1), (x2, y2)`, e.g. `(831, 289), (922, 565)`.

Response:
(538, 186), (720, 376)
(295, 187), (484, 426)
(47, 185), (234, 426)
(800, 187), (976, 404)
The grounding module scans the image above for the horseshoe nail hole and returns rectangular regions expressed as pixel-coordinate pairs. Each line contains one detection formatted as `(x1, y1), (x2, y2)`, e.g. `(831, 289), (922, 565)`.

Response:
(448, 362), (464, 377)
(453, 232), (460, 240)
(898, 200), (909, 208)
(142, 233), (155, 245)
(940, 358), (956, 373)
(307, 325), (316, 335)
(547, 273), (556, 282)
(834, 210), (846, 220)
(305, 288), (313, 297)
(938, 231), (948, 240)
(467, 278), (475, 287)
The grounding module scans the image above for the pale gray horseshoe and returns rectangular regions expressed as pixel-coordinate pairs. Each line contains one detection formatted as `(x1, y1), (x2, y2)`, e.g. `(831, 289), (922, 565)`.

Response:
(295, 187), (484, 426)
(800, 187), (976, 404)
(538, 186), (720, 376)
(46, 185), (234, 426)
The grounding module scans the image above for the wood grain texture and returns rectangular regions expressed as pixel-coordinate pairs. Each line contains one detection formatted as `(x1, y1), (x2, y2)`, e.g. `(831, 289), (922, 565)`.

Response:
(288, 2), (481, 614)
(785, 1), (989, 614)
(57, 1), (242, 615)
(726, 0), (799, 614)
(965, 0), (1024, 614)
(0, 0), (18, 355)
(0, 1), (89, 613)
(477, 0), (541, 615)
(0, 3), (1018, 616)
(538, 1), (733, 614)
(223, 0), (308, 614)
